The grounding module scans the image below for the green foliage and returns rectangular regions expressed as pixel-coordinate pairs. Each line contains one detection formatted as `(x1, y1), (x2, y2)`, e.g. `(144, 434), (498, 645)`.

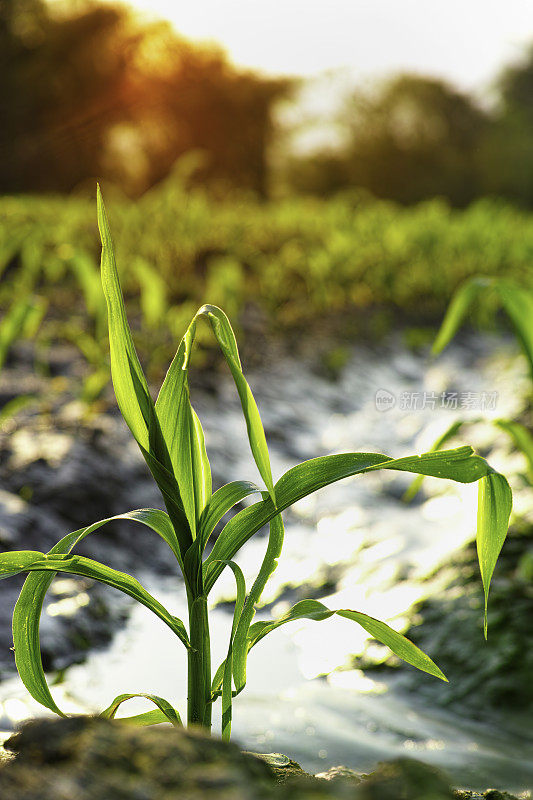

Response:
(2, 185), (533, 403)
(0, 194), (513, 738)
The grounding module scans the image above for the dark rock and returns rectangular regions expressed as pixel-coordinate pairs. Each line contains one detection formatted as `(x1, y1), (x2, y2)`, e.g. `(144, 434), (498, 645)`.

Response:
(1, 717), (278, 800)
(0, 717), (521, 800)
(353, 758), (453, 799)
(249, 752), (310, 784)
(316, 765), (365, 782)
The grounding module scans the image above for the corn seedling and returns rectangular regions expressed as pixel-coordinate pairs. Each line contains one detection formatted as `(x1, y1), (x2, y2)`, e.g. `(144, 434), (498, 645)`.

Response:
(0, 294), (47, 371)
(433, 276), (533, 381)
(405, 276), (533, 500)
(0, 190), (513, 740)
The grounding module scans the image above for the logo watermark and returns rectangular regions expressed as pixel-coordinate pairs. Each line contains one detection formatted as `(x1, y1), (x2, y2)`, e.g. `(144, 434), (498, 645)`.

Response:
(375, 388), (396, 411)
(375, 390), (498, 412)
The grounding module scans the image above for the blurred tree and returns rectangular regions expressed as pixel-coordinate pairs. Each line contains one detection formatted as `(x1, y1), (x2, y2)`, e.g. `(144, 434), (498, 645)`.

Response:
(119, 26), (288, 196)
(0, 0), (288, 196)
(287, 75), (489, 207)
(480, 45), (533, 207)
(0, 0), (134, 193)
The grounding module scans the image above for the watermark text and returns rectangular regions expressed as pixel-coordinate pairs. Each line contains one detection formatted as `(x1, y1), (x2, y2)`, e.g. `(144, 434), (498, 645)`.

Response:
(375, 390), (498, 412)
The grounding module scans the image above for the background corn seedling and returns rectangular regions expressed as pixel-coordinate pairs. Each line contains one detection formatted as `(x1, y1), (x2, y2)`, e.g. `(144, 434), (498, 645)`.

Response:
(0, 191), (513, 740)
(405, 277), (533, 502)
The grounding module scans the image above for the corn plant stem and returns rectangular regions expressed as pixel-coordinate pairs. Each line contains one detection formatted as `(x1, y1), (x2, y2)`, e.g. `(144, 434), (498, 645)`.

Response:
(187, 595), (212, 729)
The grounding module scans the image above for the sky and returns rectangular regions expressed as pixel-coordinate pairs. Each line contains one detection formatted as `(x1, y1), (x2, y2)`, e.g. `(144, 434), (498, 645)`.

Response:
(127, 0), (533, 92)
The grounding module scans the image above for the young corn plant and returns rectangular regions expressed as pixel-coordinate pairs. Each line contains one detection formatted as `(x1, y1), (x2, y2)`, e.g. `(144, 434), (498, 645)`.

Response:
(0, 189), (512, 741)
(404, 276), (533, 500)
(433, 275), (533, 381)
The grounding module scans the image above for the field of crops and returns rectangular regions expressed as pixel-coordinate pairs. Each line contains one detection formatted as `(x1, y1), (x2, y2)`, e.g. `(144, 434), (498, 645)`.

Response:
(2, 177), (533, 397)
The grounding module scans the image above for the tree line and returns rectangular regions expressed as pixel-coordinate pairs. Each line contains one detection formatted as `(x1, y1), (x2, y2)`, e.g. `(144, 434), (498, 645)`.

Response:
(2, 0), (533, 207)
(287, 56), (533, 208)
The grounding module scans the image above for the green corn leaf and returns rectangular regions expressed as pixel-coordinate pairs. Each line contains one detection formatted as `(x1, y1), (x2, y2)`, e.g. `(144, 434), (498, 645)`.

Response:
(97, 185), (152, 450)
(403, 420), (465, 502)
(494, 419), (533, 479)
(5, 552), (190, 646)
(210, 514), (283, 704)
(246, 599), (446, 681)
(231, 513), (284, 696)
(477, 471), (513, 638)
(433, 276), (533, 380)
(156, 303), (273, 537)
(496, 282), (533, 381)
(190, 407), (212, 522)
(155, 320), (211, 537)
(204, 447), (501, 593)
(6, 547), (190, 717)
(11, 509), (183, 717)
(53, 509), (181, 561)
(183, 480), (261, 595)
(364, 446), (489, 482)
(196, 305), (275, 504)
(207, 560), (246, 741)
(432, 277), (490, 356)
(0, 551), (44, 578)
(199, 481), (260, 549)
(100, 693), (182, 726)
(97, 187), (190, 555)
(113, 709), (175, 726)
(138, 447), (190, 561)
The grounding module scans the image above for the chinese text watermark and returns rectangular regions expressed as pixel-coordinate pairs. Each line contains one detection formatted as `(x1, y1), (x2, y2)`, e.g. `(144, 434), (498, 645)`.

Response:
(375, 390), (498, 412)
